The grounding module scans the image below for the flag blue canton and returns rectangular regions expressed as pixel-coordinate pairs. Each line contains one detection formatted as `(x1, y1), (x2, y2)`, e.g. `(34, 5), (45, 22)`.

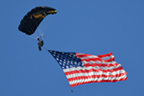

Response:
(48, 50), (83, 69)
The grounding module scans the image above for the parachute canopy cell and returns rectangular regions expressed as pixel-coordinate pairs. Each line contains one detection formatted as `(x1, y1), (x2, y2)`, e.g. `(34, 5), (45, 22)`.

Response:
(18, 6), (57, 35)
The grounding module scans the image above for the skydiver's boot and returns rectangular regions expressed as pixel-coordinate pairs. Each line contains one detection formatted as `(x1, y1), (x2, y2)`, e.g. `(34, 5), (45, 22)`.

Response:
(38, 47), (42, 51)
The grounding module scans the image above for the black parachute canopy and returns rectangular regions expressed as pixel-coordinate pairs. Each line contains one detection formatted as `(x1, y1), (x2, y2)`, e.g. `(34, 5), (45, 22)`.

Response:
(18, 6), (57, 35)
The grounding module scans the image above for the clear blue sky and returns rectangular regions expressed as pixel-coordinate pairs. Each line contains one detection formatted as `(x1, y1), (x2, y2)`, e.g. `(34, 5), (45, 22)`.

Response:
(0, 0), (144, 96)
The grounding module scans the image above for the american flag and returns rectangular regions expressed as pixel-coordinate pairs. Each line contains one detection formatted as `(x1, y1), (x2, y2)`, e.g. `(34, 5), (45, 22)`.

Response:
(48, 50), (128, 87)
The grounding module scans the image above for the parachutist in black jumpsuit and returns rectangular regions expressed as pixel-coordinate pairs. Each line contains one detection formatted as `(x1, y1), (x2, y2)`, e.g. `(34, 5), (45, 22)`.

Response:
(37, 38), (44, 51)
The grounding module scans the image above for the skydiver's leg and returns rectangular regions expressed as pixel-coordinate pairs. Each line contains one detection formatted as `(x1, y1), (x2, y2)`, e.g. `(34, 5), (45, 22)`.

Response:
(38, 46), (42, 51)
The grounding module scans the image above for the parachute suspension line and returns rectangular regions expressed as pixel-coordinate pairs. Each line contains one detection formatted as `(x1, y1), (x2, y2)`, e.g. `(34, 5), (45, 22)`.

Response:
(29, 35), (37, 40)
(28, 30), (44, 40)
(38, 29), (44, 40)
(29, 33), (39, 40)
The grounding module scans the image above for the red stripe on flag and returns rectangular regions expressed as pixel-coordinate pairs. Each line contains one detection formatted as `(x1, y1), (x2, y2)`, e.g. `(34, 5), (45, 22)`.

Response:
(80, 55), (115, 60)
(68, 72), (127, 82)
(64, 66), (124, 75)
(81, 58), (102, 61)
(84, 63), (119, 67)
(97, 52), (113, 58)
(70, 77), (128, 87)
(76, 52), (113, 58)
(75, 53), (94, 57)
(76, 52), (115, 62)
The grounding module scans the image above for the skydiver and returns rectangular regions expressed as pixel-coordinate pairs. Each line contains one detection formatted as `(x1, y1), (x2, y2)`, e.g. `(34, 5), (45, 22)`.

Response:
(37, 38), (44, 51)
